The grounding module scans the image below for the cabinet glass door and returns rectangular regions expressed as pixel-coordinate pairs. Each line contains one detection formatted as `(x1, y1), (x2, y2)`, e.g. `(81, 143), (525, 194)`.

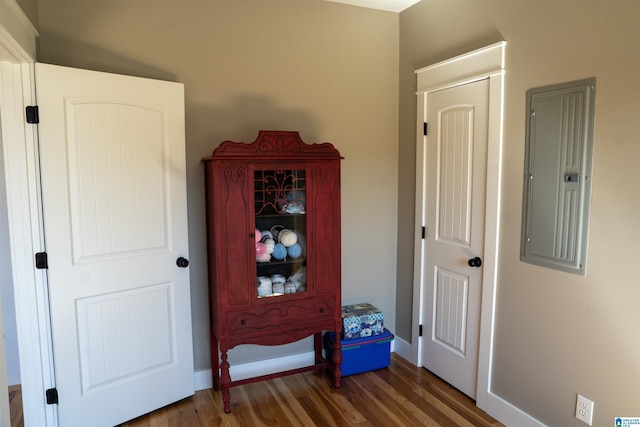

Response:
(254, 169), (307, 298)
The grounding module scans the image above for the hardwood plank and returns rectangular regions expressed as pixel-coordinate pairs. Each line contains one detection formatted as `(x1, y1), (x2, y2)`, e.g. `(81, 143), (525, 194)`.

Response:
(264, 377), (322, 426)
(388, 356), (503, 426)
(360, 371), (447, 426)
(95, 353), (507, 427)
(376, 357), (476, 426)
(236, 381), (294, 427)
(342, 374), (417, 426)
(9, 354), (504, 427)
(8, 385), (23, 427)
(281, 371), (357, 426)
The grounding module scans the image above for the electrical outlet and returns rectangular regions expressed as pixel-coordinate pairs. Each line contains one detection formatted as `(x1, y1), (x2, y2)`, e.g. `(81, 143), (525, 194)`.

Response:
(575, 394), (594, 425)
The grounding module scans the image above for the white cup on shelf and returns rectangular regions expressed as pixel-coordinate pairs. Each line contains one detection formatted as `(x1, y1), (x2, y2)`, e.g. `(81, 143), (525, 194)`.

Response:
(257, 276), (272, 297)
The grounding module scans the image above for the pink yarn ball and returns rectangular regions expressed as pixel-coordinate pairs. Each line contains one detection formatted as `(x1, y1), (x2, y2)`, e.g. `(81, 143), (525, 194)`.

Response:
(256, 242), (270, 262)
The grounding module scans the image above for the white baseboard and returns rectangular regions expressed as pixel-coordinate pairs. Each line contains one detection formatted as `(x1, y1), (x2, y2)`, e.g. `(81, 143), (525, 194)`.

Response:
(194, 368), (213, 391)
(485, 391), (547, 427)
(193, 351), (316, 391)
(194, 338), (398, 392)
(392, 335), (417, 365)
(380, 335), (544, 427)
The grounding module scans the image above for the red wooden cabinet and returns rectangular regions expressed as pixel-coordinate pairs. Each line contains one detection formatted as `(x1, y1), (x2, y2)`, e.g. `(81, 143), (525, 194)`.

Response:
(202, 131), (343, 413)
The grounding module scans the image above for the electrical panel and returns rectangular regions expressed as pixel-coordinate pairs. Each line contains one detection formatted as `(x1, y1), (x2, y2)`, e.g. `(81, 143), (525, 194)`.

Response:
(521, 78), (596, 275)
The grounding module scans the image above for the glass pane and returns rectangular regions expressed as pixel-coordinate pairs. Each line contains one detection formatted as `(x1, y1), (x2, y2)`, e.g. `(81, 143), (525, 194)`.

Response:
(254, 169), (307, 298)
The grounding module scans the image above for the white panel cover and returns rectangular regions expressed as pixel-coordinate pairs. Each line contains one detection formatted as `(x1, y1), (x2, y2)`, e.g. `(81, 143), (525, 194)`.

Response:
(77, 283), (173, 393)
(437, 106), (473, 246)
(67, 101), (167, 262)
(521, 78), (595, 275)
(434, 267), (468, 356)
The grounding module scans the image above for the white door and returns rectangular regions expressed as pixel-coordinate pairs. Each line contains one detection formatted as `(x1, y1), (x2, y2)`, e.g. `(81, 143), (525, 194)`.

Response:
(35, 63), (194, 426)
(421, 79), (489, 399)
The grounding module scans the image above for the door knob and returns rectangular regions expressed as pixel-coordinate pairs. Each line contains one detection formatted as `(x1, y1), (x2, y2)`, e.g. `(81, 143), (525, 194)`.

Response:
(176, 257), (189, 268)
(468, 257), (482, 267)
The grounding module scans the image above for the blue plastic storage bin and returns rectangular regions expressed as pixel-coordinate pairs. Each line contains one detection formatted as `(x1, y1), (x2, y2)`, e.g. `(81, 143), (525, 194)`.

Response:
(324, 328), (394, 376)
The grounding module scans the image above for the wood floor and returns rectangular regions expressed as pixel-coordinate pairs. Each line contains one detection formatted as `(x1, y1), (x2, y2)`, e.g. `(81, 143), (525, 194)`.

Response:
(8, 385), (23, 427)
(120, 354), (502, 427)
(11, 354), (504, 426)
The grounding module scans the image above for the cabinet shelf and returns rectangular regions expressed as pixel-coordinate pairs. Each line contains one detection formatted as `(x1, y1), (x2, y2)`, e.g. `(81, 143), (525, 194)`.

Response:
(256, 213), (306, 219)
(257, 258), (306, 266)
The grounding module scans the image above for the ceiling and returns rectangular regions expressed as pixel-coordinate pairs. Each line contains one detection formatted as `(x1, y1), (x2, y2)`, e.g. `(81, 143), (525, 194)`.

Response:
(324, 0), (421, 13)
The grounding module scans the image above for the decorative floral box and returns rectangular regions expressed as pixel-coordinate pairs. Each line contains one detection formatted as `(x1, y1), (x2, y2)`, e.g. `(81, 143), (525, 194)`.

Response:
(341, 303), (384, 340)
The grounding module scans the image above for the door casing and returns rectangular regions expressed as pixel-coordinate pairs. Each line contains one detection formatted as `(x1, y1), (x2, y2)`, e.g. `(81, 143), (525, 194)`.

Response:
(0, 4), (58, 426)
(410, 42), (505, 414)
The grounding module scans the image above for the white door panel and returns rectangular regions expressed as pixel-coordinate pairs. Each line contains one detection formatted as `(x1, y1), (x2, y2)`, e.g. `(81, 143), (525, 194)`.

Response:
(68, 101), (168, 260)
(35, 63), (193, 426)
(422, 79), (489, 399)
(433, 267), (469, 356)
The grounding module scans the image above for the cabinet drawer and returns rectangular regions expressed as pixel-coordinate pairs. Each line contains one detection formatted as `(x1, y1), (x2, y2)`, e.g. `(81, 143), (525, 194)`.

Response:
(227, 299), (335, 334)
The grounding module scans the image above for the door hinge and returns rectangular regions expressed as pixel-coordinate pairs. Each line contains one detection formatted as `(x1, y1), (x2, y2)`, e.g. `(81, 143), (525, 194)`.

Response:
(421, 226), (426, 239)
(35, 252), (48, 269)
(423, 122), (428, 136)
(26, 106), (39, 124)
(46, 388), (58, 404)
(419, 324), (423, 337)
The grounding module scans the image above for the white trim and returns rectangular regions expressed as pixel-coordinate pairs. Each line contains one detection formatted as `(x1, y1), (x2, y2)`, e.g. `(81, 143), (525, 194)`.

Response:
(323, 0), (420, 13)
(0, 63), (57, 427)
(0, 288), (9, 427)
(475, 69), (504, 411)
(196, 344), (400, 392)
(485, 392), (547, 427)
(415, 41), (505, 93)
(194, 369), (213, 391)
(0, 0), (38, 62)
(194, 354), (319, 391)
(230, 352), (316, 382)
(193, 353), (318, 391)
(411, 41), (543, 427)
(406, 99), (427, 367)
(193, 352), (326, 391)
(391, 335), (414, 363)
(0, 9), (56, 427)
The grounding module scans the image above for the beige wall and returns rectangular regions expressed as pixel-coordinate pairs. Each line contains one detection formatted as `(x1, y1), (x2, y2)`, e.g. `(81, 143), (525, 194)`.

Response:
(15, 0), (38, 31)
(17, 0), (640, 424)
(400, 1), (640, 426)
(35, 0), (399, 370)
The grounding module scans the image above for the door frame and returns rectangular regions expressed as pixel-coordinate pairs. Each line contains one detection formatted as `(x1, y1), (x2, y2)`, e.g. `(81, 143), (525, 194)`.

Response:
(0, 3), (58, 426)
(410, 42), (505, 412)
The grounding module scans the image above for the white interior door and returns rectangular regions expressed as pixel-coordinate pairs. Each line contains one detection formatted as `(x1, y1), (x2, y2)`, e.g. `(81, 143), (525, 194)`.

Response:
(421, 78), (489, 399)
(35, 63), (194, 426)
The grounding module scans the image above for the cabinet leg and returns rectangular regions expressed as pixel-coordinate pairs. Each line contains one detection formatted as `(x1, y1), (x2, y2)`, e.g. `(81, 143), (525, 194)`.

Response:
(314, 332), (323, 364)
(220, 348), (232, 413)
(211, 336), (220, 391)
(332, 332), (342, 388)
